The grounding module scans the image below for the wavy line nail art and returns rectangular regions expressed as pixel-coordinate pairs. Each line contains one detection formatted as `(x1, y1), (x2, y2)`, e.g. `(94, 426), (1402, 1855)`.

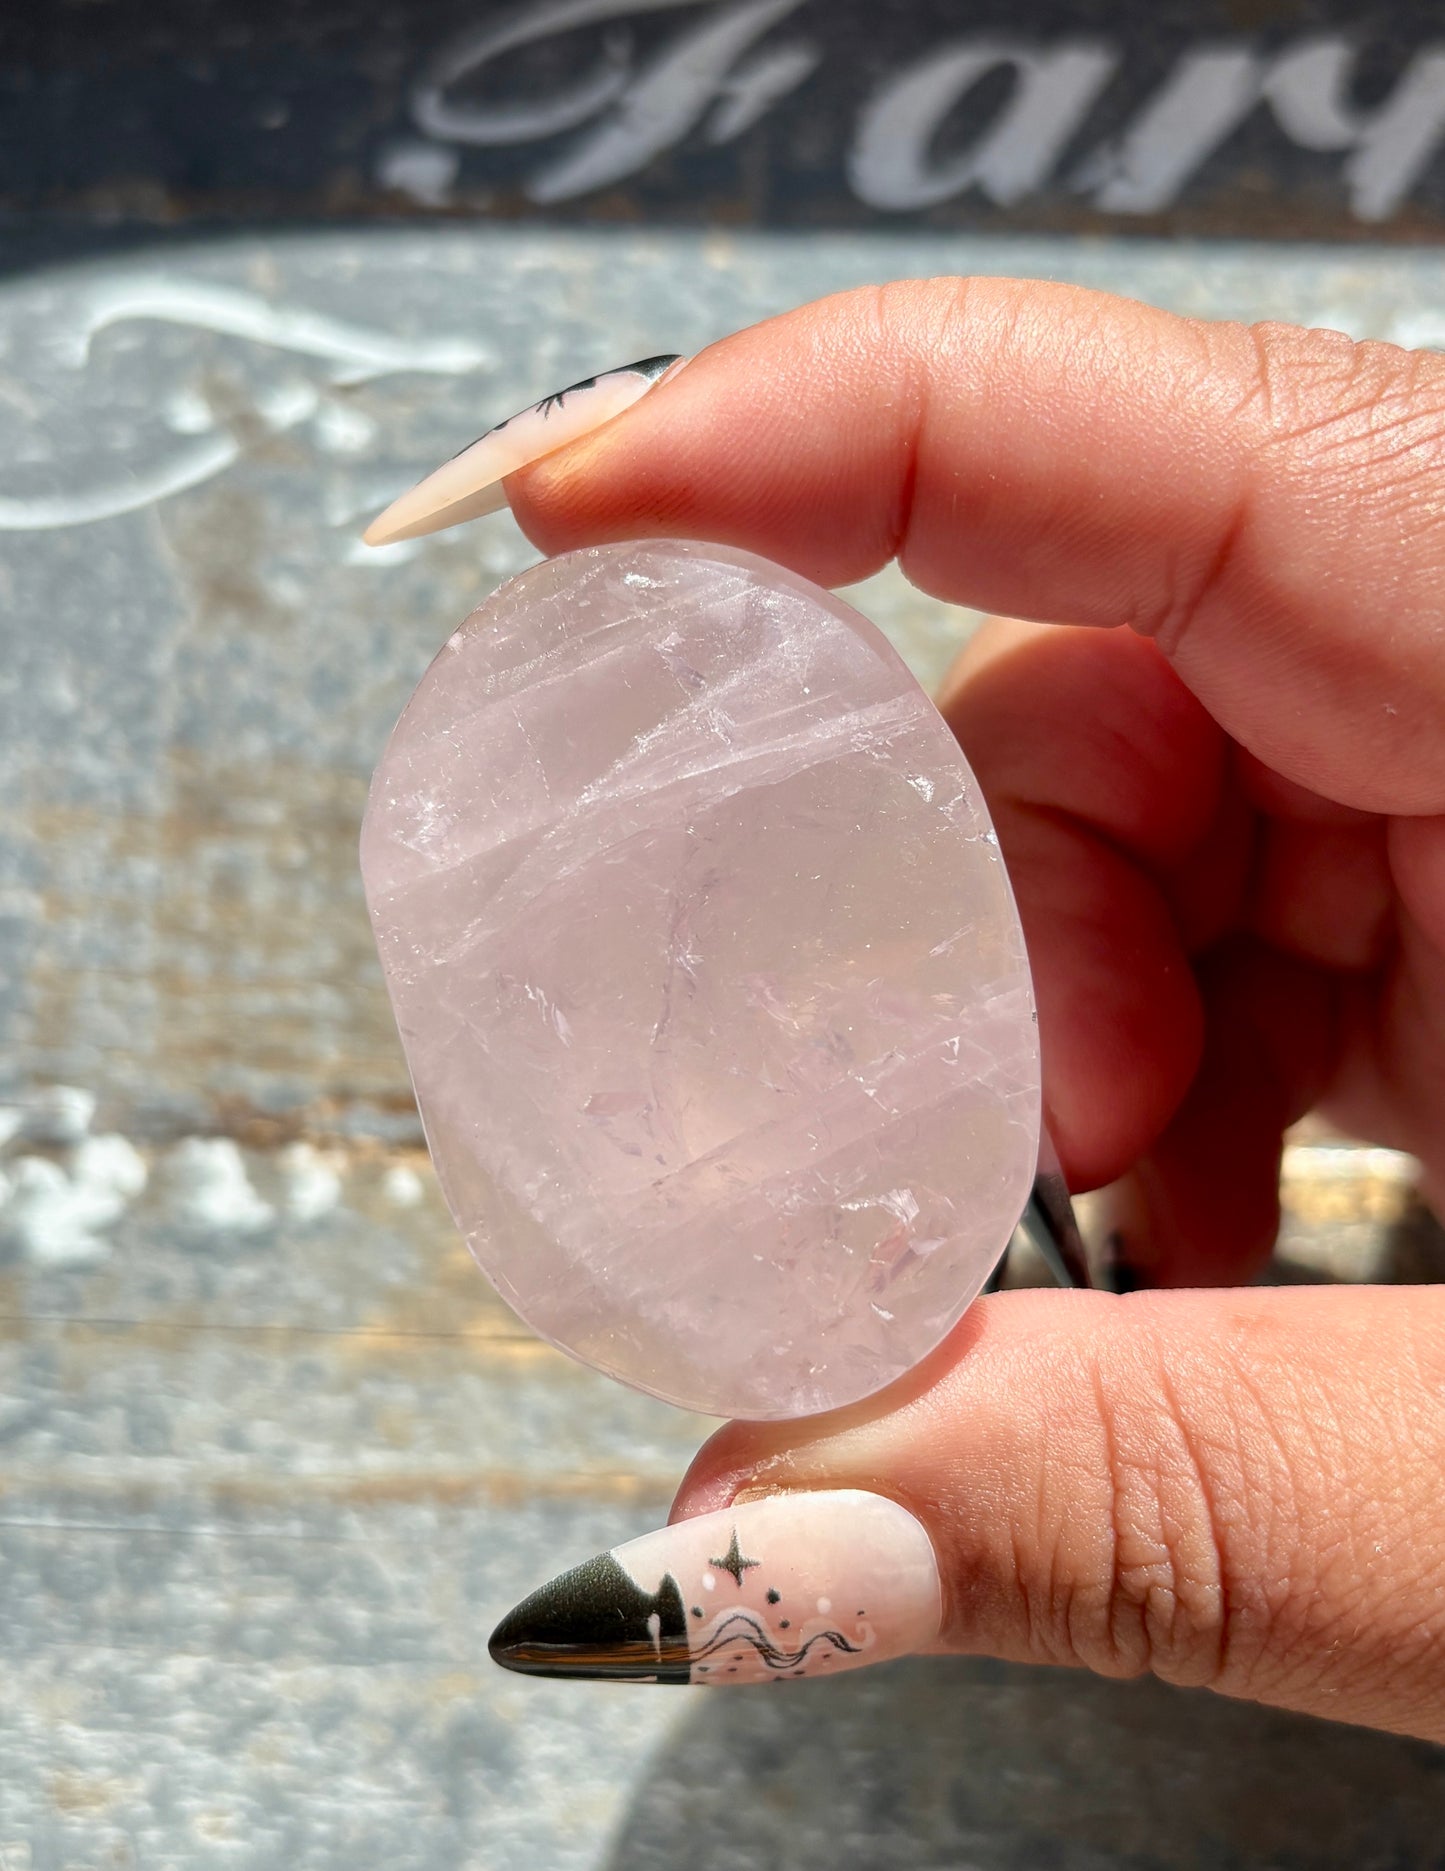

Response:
(488, 1490), (941, 1686)
(363, 352), (685, 545)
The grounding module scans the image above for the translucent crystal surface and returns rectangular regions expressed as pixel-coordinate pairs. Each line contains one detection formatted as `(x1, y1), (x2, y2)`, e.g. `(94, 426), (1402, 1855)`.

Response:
(361, 541), (1040, 1418)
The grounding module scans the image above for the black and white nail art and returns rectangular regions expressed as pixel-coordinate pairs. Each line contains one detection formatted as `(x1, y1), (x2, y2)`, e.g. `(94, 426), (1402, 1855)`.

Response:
(488, 1491), (940, 1686)
(363, 354), (684, 545)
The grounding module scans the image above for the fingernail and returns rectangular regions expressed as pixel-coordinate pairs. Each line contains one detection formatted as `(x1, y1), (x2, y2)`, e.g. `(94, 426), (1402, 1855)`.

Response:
(363, 353), (685, 546)
(1103, 1230), (1150, 1294)
(488, 1489), (941, 1686)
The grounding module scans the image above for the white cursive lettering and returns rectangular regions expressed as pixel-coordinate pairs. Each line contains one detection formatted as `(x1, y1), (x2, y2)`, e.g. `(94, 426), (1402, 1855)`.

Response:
(407, 11), (1445, 225)
(411, 0), (814, 201)
(412, 0), (701, 145)
(1265, 37), (1445, 221)
(850, 40), (1118, 210)
(528, 0), (811, 202)
(1080, 45), (1263, 214)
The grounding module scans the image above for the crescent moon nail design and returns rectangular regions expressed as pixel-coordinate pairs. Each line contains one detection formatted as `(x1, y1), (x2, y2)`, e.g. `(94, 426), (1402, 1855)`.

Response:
(488, 1491), (941, 1686)
(362, 353), (685, 546)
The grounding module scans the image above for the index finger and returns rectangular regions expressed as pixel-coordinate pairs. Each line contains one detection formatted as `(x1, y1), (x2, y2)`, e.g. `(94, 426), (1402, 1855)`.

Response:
(510, 278), (1445, 815)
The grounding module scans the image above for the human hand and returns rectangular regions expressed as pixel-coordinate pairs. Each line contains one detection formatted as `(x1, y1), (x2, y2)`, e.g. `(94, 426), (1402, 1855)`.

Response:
(492, 279), (1445, 1740)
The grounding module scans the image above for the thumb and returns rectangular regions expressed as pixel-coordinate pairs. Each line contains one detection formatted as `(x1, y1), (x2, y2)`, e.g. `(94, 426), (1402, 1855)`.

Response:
(672, 1287), (1445, 1741)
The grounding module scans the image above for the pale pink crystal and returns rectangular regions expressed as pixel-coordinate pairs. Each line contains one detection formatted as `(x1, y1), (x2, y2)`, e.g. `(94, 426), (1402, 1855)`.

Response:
(361, 542), (1040, 1418)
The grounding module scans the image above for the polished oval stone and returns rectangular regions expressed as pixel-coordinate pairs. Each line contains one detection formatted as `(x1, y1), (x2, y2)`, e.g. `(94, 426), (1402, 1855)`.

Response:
(361, 541), (1040, 1418)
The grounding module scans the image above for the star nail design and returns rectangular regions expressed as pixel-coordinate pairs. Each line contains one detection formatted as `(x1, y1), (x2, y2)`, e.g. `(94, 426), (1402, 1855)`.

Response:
(488, 1491), (941, 1687)
(709, 1528), (760, 1586)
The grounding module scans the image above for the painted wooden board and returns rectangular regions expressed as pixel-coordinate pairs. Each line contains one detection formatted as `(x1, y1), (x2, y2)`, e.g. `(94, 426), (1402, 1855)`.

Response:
(11, 0), (1445, 271)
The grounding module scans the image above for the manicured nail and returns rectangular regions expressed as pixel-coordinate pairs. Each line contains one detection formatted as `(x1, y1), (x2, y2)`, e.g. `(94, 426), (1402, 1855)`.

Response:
(488, 1490), (941, 1685)
(1103, 1229), (1150, 1294)
(362, 353), (685, 546)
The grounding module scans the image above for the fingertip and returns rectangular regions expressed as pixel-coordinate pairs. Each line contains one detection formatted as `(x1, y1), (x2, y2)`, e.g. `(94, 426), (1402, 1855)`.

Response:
(945, 619), (1227, 867)
(516, 279), (1445, 815)
(509, 305), (905, 586)
(669, 1295), (1007, 1525)
(673, 1286), (1445, 1740)
(987, 798), (1205, 1191)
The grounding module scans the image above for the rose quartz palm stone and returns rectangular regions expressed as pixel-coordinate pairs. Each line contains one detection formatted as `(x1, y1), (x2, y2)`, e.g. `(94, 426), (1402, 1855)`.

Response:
(361, 541), (1041, 1419)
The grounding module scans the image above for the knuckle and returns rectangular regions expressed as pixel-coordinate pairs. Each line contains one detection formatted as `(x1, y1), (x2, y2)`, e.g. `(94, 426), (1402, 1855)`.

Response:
(1075, 1329), (1247, 1690)
(1148, 319), (1445, 655)
(994, 1298), (1445, 1731)
(1248, 321), (1445, 487)
(871, 273), (977, 352)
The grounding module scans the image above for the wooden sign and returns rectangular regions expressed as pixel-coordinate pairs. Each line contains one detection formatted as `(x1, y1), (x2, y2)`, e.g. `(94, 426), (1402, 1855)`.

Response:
(7, 0), (1445, 264)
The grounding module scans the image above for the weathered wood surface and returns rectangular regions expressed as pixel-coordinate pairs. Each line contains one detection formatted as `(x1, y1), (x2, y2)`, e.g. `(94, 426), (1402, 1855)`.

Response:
(0, 231), (1442, 1868)
(13, 0), (1445, 267)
